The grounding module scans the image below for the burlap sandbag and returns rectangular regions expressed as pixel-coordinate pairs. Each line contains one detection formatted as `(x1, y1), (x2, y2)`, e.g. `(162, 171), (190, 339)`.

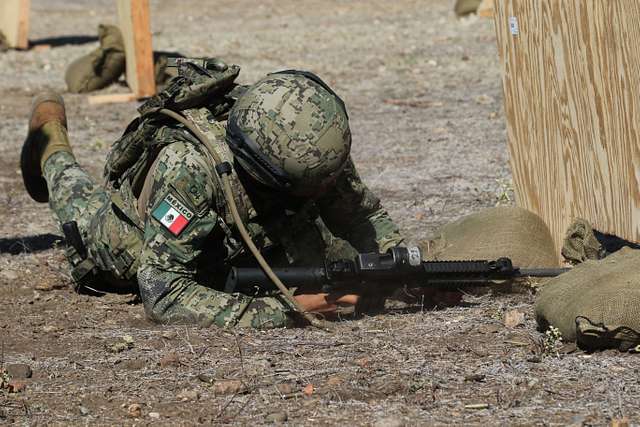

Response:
(535, 247), (640, 351)
(455, 0), (483, 16)
(65, 24), (125, 93)
(419, 206), (559, 268)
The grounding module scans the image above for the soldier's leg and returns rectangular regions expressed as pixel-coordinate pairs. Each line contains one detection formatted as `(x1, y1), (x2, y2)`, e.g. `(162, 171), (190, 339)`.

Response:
(21, 92), (108, 232)
(43, 150), (108, 233)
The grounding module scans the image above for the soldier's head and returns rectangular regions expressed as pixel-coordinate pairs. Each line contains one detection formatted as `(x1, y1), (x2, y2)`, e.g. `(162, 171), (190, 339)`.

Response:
(226, 71), (351, 197)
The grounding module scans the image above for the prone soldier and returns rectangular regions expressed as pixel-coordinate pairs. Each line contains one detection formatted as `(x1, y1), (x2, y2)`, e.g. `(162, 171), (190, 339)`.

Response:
(20, 60), (404, 329)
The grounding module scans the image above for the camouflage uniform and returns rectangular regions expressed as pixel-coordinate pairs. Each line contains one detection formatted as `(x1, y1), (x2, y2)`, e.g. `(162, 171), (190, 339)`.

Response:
(42, 73), (403, 330)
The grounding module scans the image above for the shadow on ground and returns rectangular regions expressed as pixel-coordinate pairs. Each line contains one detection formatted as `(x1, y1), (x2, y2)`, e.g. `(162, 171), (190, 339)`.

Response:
(29, 35), (99, 48)
(0, 233), (63, 255)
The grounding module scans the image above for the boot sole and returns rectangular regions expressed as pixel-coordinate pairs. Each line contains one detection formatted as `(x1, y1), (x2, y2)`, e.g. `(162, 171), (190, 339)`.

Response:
(21, 132), (49, 203)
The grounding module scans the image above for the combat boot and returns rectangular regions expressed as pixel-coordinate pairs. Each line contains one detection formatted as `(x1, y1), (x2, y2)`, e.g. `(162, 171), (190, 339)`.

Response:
(20, 91), (73, 203)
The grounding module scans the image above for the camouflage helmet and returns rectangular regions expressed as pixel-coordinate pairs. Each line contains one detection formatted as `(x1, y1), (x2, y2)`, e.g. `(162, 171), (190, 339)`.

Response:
(226, 70), (351, 196)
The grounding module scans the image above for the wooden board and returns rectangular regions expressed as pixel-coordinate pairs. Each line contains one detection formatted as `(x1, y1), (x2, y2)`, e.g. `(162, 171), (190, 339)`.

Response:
(493, 0), (640, 258)
(116, 0), (156, 98)
(0, 0), (30, 49)
(87, 93), (137, 105)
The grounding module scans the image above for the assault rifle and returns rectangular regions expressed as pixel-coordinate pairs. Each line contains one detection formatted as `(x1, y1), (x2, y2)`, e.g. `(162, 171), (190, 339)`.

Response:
(224, 247), (569, 294)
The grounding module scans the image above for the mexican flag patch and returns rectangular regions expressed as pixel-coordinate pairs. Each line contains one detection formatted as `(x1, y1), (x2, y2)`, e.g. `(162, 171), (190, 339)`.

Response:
(152, 193), (194, 236)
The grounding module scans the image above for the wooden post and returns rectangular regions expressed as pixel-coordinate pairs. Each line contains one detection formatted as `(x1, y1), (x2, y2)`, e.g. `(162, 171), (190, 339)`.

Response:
(0, 0), (30, 49)
(116, 0), (156, 98)
(493, 0), (640, 258)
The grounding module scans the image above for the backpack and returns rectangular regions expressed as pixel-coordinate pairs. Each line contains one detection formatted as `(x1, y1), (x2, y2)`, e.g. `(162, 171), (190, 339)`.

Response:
(104, 58), (244, 193)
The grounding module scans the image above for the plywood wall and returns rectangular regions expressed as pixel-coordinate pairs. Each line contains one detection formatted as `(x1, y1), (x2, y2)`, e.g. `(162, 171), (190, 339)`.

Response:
(493, 0), (640, 257)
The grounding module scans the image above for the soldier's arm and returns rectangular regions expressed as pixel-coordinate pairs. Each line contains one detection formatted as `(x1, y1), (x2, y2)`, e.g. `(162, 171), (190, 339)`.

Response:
(316, 157), (404, 253)
(137, 138), (293, 329)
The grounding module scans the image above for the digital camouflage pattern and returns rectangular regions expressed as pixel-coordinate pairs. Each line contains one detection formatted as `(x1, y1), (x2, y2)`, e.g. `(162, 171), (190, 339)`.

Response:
(228, 73), (351, 195)
(42, 76), (403, 329)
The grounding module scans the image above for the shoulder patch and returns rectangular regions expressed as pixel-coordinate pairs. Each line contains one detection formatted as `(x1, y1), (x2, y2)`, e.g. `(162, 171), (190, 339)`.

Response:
(152, 193), (195, 236)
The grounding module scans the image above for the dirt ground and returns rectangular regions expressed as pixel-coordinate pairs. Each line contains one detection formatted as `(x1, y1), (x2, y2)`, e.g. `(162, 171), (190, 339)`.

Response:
(0, 0), (638, 425)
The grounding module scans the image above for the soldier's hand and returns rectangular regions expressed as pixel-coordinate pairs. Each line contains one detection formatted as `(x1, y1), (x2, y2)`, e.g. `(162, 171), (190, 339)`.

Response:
(293, 292), (360, 313)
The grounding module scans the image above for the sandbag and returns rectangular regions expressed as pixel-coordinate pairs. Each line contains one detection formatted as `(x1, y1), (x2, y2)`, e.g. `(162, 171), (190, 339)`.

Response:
(535, 247), (640, 351)
(419, 206), (559, 268)
(65, 24), (125, 93)
(454, 0), (483, 16)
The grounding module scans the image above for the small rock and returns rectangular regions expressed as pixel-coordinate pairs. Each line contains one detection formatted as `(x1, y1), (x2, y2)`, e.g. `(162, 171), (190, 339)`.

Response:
(127, 403), (142, 418)
(148, 412), (160, 419)
(504, 310), (525, 328)
(354, 357), (370, 368)
(275, 383), (294, 395)
(161, 331), (177, 340)
(79, 406), (89, 416)
(265, 412), (288, 423)
(7, 380), (27, 393)
(197, 373), (214, 383)
(326, 375), (345, 387)
(6, 364), (32, 379)
(159, 352), (180, 368)
(303, 384), (314, 397)
(177, 388), (200, 402)
(213, 379), (245, 395)
(42, 325), (59, 334)
(474, 94), (495, 105)
(464, 373), (485, 382)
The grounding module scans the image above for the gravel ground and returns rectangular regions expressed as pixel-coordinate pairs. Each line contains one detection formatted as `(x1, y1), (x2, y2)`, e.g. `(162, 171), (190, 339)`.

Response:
(0, 0), (637, 425)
